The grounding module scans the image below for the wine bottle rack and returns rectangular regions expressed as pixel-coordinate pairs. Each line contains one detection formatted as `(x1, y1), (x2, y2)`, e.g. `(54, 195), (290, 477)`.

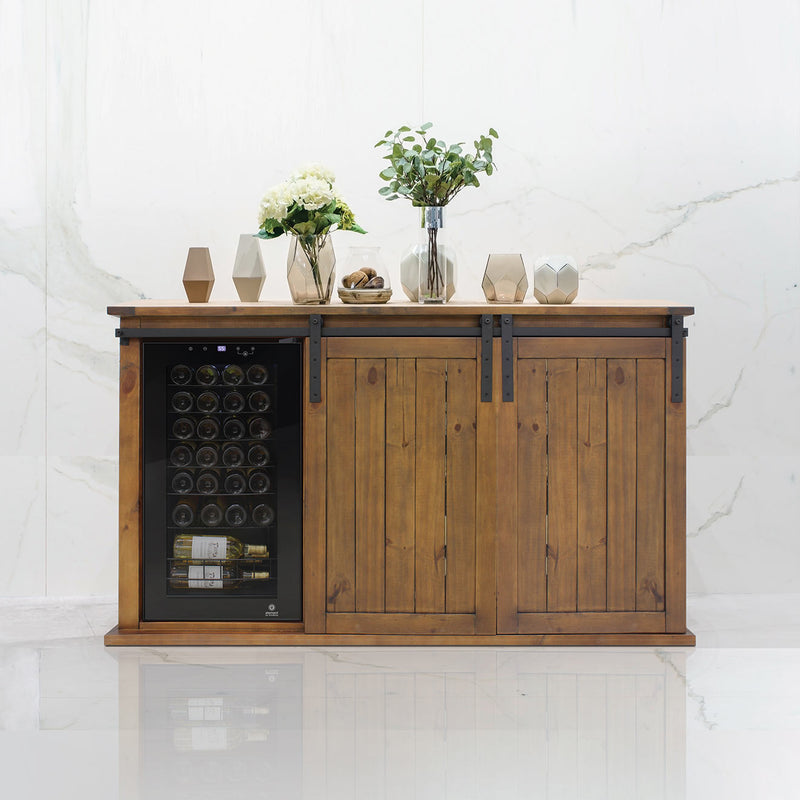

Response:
(166, 361), (278, 595)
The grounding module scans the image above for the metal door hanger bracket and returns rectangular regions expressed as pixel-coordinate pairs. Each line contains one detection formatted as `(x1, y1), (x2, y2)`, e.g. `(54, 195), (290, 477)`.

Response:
(671, 314), (685, 403)
(501, 315), (514, 402)
(480, 315), (493, 402)
(309, 314), (322, 404)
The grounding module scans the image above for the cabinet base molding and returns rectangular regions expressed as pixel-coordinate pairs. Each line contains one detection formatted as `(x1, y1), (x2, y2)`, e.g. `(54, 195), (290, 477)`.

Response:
(104, 625), (696, 647)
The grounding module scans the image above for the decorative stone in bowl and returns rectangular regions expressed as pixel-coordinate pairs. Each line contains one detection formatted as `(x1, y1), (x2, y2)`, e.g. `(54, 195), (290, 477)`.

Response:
(338, 246), (392, 304)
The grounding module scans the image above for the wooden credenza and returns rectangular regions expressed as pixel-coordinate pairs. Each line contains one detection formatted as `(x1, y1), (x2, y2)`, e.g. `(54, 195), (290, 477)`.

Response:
(105, 301), (695, 646)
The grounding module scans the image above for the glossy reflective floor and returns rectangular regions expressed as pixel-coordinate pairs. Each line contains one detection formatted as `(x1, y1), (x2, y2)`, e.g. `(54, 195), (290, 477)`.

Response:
(1, 596), (799, 799)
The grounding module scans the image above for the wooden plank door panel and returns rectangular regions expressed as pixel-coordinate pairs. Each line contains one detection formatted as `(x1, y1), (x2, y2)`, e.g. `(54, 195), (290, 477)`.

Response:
(385, 359), (416, 613)
(324, 341), (487, 634)
(509, 350), (668, 634)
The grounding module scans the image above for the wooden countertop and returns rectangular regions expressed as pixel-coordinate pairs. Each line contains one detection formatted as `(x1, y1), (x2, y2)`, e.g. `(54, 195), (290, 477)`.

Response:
(108, 300), (694, 318)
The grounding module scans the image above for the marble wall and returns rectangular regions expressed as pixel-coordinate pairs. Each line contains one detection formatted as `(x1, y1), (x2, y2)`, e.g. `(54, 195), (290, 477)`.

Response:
(1, 0), (798, 597)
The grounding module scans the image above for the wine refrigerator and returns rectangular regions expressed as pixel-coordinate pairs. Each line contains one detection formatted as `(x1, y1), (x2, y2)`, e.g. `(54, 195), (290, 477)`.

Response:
(142, 340), (302, 621)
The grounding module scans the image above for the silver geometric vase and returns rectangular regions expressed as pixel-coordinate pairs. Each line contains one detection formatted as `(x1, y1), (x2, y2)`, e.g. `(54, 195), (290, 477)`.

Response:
(533, 255), (579, 304)
(232, 234), (266, 302)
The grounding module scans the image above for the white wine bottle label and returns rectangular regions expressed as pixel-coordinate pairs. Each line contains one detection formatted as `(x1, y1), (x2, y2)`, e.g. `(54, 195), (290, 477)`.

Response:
(190, 536), (227, 560)
(187, 697), (223, 721)
(189, 726), (227, 751)
(187, 564), (223, 588)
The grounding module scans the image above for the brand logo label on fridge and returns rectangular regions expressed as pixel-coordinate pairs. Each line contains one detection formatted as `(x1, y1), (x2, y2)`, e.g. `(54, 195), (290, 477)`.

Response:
(264, 603), (278, 617)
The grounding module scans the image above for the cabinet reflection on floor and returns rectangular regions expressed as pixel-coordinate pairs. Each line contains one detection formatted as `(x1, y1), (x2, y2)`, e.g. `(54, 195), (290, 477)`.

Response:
(109, 649), (688, 800)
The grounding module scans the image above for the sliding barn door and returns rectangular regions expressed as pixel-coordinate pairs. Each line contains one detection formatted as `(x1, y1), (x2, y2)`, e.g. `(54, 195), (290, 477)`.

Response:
(321, 338), (494, 636)
(497, 338), (670, 635)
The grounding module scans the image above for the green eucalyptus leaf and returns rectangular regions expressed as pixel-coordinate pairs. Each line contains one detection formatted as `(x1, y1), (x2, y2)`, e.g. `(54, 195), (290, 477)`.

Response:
(378, 186), (394, 196)
(379, 167), (396, 179)
(421, 122), (433, 130)
(398, 125), (411, 132)
(489, 127), (498, 138)
(485, 163), (494, 175)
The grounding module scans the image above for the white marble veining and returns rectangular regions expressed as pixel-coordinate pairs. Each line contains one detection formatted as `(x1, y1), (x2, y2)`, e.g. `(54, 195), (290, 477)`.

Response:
(0, 0), (798, 596)
(0, 596), (799, 799)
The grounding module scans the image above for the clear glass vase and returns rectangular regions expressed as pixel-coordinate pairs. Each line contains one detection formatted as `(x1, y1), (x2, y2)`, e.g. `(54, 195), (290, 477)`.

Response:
(286, 233), (336, 304)
(399, 207), (456, 303)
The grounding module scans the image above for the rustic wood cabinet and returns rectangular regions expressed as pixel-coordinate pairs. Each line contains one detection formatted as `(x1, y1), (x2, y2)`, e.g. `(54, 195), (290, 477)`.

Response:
(105, 301), (694, 646)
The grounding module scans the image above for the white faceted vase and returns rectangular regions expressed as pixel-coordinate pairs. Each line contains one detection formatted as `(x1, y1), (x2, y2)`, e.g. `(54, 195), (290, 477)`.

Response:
(400, 244), (456, 302)
(232, 234), (266, 302)
(533, 255), (579, 304)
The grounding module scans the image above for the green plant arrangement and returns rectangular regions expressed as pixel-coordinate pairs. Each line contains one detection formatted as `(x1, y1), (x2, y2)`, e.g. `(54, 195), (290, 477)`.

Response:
(375, 123), (498, 205)
(256, 164), (366, 304)
(375, 123), (498, 301)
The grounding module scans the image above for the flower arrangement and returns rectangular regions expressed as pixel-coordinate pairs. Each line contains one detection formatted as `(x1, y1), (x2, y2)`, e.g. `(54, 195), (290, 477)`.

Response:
(256, 164), (366, 301)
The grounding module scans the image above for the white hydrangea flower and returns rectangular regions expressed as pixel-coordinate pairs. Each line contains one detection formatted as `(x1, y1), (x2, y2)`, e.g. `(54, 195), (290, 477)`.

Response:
(290, 176), (336, 211)
(258, 181), (292, 225)
(292, 162), (336, 184)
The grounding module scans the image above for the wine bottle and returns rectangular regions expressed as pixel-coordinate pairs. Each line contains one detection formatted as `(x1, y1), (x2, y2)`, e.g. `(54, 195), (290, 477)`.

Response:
(223, 391), (245, 412)
(248, 471), (271, 494)
(225, 504), (246, 527)
(169, 445), (193, 468)
(196, 471), (219, 495)
(247, 364), (269, 385)
(172, 534), (268, 560)
(222, 364), (245, 386)
(196, 365), (219, 386)
(199, 503), (223, 526)
(196, 444), (219, 467)
(171, 471), (193, 494)
(247, 444), (269, 466)
(168, 698), (270, 721)
(170, 364), (192, 385)
(172, 417), (194, 440)
(248, 418), (272, 440)
(196, 391), (219, 413)
(171, 725), (270, 751)
(248, 391), (271, 412)
(222, 444), (245, 467)
(172, 503), (194, 527)
(224, 472), (246, 494)
(252, 503), (275, 527)
(171, 391), (193, 412)
(223, 418), (246, 440)
(197, 417), (220, 440)
(168, 563), (270, 589)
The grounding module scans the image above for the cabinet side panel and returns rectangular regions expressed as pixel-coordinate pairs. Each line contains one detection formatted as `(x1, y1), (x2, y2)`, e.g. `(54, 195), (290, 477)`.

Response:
(385, 359), (416, 613)
(665, 341), (687, 632)
(577, 358), (608, 612)
(304, 339), (327, 632)
(415, 359), (447, 613)
(636, 359), (666, 612)
(516, 358), (547, 614)
(355, 360), (386, 612)
(445, 359), (477, 614)
(546, 359), (579, 612)
(326, 359), (356, 612)
(607, 359), (637, 611)
(119, 334), (142, 629)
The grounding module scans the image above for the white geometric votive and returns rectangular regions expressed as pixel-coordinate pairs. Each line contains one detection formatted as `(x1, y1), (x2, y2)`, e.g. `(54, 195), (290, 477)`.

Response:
(533, 255), (579, 304)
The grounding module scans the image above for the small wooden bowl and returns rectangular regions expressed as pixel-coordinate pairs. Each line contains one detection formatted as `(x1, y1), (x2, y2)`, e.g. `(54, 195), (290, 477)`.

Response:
(337, 287), (393, 304)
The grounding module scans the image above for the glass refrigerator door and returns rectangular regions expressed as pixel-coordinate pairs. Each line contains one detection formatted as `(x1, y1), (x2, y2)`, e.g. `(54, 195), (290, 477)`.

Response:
(142, 341), (302, 621)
